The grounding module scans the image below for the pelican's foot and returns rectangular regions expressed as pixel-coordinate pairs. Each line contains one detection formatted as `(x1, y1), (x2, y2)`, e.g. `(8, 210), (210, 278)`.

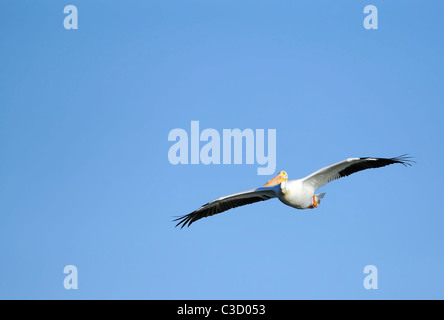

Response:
(307, 195), (318, 209)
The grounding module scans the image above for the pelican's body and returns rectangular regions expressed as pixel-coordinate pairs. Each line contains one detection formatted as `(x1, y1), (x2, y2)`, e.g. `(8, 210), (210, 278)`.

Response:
(174, 155), (413, 228)
(277, 180), (316, 209)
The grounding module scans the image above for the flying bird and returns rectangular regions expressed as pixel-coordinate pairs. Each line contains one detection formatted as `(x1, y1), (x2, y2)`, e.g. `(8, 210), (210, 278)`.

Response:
(174, 155), (414, 228)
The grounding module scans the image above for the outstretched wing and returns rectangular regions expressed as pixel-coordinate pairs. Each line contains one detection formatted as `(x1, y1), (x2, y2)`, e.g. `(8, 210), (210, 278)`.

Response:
(302, 155), (414, 190)
(174, 187), (278, 228)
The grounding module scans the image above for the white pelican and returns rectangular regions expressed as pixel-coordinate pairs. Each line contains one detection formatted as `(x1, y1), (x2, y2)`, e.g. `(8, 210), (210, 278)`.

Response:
(174, 155), (414, 228)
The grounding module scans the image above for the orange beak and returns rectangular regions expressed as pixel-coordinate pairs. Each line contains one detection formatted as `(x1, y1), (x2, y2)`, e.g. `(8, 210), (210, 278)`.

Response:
(264, 173), (287, 187)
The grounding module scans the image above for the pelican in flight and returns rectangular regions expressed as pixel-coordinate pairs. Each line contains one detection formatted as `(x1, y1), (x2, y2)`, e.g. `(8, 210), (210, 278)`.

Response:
(174, 155), (414, 228)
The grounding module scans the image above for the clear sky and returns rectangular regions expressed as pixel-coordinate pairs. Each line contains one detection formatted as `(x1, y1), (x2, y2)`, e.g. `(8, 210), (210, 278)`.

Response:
(1, 0), (443, 299)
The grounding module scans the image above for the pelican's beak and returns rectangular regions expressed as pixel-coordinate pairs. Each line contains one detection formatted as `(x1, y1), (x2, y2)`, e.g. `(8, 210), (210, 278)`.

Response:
(264, 173), (286, 187)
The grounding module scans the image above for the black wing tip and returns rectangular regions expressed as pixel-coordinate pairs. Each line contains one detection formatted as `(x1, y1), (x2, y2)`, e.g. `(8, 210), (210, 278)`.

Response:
(173, 202), (211, 229)
(173, 214), (194, 229)
(390, 154), (416, 166)
(359, 154), (415, 167)
(174, 210), (202, 228)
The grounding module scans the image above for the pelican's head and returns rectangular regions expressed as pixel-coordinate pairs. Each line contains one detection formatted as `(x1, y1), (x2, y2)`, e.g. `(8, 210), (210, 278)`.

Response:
(264, 170), (288, 187)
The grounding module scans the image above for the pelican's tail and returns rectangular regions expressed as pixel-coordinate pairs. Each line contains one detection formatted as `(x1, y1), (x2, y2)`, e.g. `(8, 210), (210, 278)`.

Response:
(315, 193), (326, 205)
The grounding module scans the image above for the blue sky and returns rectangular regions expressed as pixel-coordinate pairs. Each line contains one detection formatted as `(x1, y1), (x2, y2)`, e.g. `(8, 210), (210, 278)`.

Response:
(1, 0), (443, 299)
